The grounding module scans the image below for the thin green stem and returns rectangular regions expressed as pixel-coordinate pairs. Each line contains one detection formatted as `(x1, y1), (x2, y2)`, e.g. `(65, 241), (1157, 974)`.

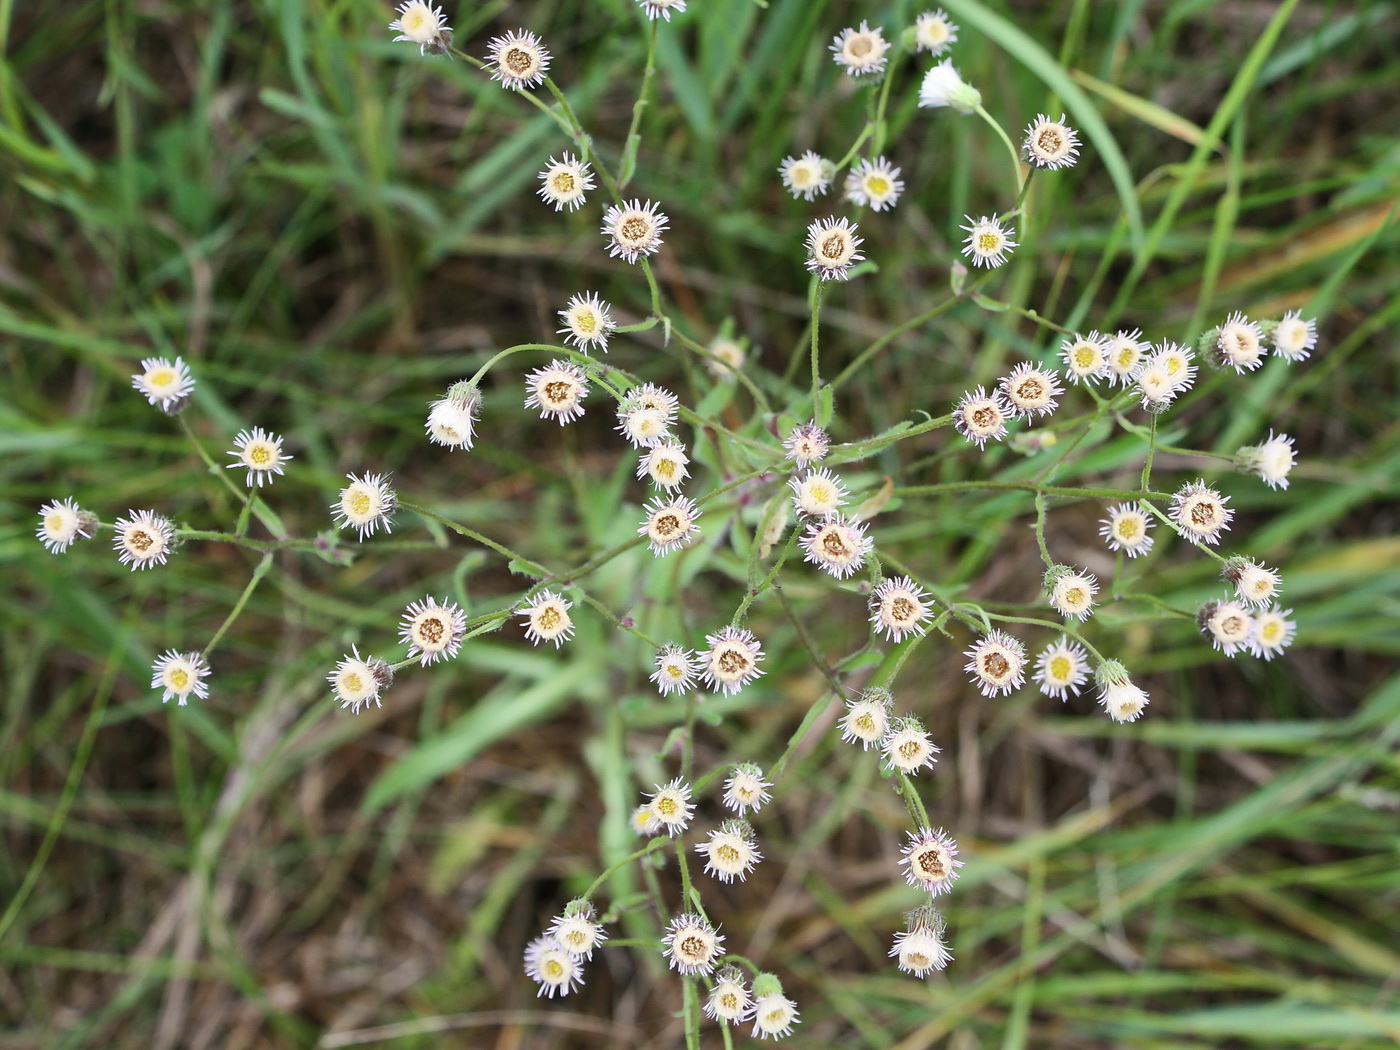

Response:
(202, 553), (273, 658)
(581, 838), (669, 901)
(399, 501), (548, 574)
(976, 103), (1025, 201)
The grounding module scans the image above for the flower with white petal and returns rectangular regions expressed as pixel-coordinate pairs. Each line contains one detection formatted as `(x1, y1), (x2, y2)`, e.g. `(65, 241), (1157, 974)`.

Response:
(36, 498), (97, 553)
(150, 650), (210, 706)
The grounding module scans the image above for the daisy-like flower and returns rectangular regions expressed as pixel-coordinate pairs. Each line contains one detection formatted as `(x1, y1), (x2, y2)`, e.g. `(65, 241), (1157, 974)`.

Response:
(150, 650), (210, 706)
(520, 590), (574, 647)
(485, 29), (550, 91)
(637, 0), (686, 21)
(1100, 503), (1155, 558)
(662, 913), (724, 975)
(131, 357), (195, 413)
(1000, 362), (1063, 419)
(328, 646), (392, 713)
(650, 643), (697, 695)
(700, 625), (765, 696)
(1212, 311), (1266, 372)
(1046, 565), (1098, 622)
(525, 360), (589, 424)
(779, 151), (832, 201)
(537, 153), (595, 212)
(801, 514), (872, 579)
(750, 988), (800, 1041)
(1198, 599), (1254, 657)
(629, 804), (655, 836)
(602, 199), (668, 263)
(705, 967), (754, 1024)
(960, 214), (1017, 268)
(788, 467), (846, 518)
(399, 595), (466, 667)
(1272, 310), (1317, 361)
(1250, 605), (1296, 660)
(557, 293), (614, 352)
(640, 495), (700, 556)
(830, 21), (890, 77)
(1095, 659), (1149, 723)
(841, 688), (892, 749)
(643, 777), (695, 837)
(705, 336), (747, 380)
(36, 498), (97, 553)
(638, 441), (691, 490)
(1222, 557), (1282, 607)
(919, 60), (981, 112)
(805, 216), (864, 281)
(1033, 638), (1090, 700)
(113, 510), (176, 570)
(696, 819), (762, 883)
(1106, 329), (1148, 385)
(899, 826), (963, 896)
(784, 421), (830, 468)
(616, 403), (671, 448)
(425, 384), (480, 450)
(388, 1), (450, 55)
(869, 575), (934, 643)
(547, 902), (608, 961)
(954, 385), (1012, 447)
(1171, 479), (1233, 546)
(964, 630), (1027, 697)
(333, 472), (396, 539)
(226, 427), (291, 488)
(1152, 342), (1198, 391)
(913, 9), (958, 54)
(723, 764), (772, 815)
(891, 906), (953, 977)
(1134, 356), (1181, 413)
(845, 156), (904, 211)
(1237, 430), (1296, 490)
(1022, 113), (1080, 170)
(882, 716), (940, 775)
(1061, 331), (1112, 383)
(523, 937), (583, 998)
(628, 383), (679, 421)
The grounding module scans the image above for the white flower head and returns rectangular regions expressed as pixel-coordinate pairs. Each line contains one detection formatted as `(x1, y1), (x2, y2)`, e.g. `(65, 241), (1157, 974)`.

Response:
(964, 630), (1027, 697)
(132, 356), (195, 414)
(36, 498), (97, 553)
(1046, 565), (1099, 622)
(845, 156), (904, 211)
(557, 293), (614, 353)
(637, 0), (686, 21)
(662, 913), (724, 975)
(1237, 430), (1296, 490)
(643, 777), (695, 837)
(1250, 605), (1296, 660)
(150, 650), (210, 706)
(1034, 638), (1090, 700)
(841, 687), (892, 749)
(1106, 328), (1148, 385)
(638, 441), (690, 490)
(779, 151), (832, 201)
(400, 595), (466, 667)
(891, 907), (953, 976)
(388, 1), (450, 55)
(333, 472), (396, 539)
(899, 826), (963, 895)
(537, 153), (595, 212)
(801, 514), (872, 579)
(523, 936), (583, 998)
(913, 9), (958, 55)
(784, 421), (830, 468)
(751, 991), (800, 1041)
(870, 575), (934, 643)
(1061, 332), (1112, 383)
(1022, 113), (1080, 170)
(1222, 557), (1282, 607)
(700, 625), (765, 695)
(1198, 599), (1254, 657)
(226, 427), (291, 488)
(1152, 341), (1199, 391)
(640, 495), (700, 556)
(616, 403), (671, 448)
(919, 59), (981, 113)
(547, 903), (608, 960)
(960, 214), (1017, 268)
(788, 467), (846, 519)
(328, 646), (392, 713)
(882, 716), (940, 775)
(1101, 502), (1155, 558)
(1135, 357), (1181, 413)
(520, 590), (574, 647)
(425, 384), (481, 450)
(705, 967), (754, 1023)
(1095, 660), (1149, 723)
(628, 383), (679, 421)
(1171, 479), (1234, 546)
(1212, 311), (1266, 373)
(831, 21), (890, 77)
(805, 215), (865, 281)
(650, 643), (697, 695)
(525, 360), (589, 424)
(1272, 310), (1317, 361)
(954, 385), (1012, 447)
(602, 198), (668, 263)
(1000, 362), (1063, 419)
(696, 819), (762, 883)
(705, 336), (747, 380)
(113, 510), (176, 570)
(723, 764), (772, 815)
(486, 29), (550, 91)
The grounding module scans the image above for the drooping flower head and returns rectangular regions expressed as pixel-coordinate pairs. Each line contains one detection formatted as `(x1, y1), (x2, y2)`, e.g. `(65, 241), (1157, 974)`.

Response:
(638, 441), (690, 489)
(1211, 311), (1266, 372)
(919, 60), (981, 112)
(890, 905), (953, 977)
(36, 498), (98, 554)
(388, 1), (451, 55)
(1095, 659), (1149, 723)
(637, 0), (686, 21)
(1236, 431), (1296, 490)
(328, 646), (393, 713)
(1271, 310), (1317, 361)
(750, 974), (800, 1040)
(425, 383), (480, 450)
(1222, 556), (1282, 607)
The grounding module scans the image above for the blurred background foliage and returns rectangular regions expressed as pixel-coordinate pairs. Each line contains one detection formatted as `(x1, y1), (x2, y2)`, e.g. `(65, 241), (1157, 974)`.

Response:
(2, 0), (1400, 1046)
